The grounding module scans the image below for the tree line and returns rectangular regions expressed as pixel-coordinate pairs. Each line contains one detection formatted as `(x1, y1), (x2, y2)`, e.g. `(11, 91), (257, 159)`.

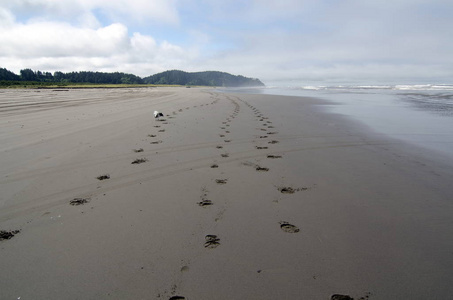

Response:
(1, 67), (264, 87)
(0, 68), (143, 85)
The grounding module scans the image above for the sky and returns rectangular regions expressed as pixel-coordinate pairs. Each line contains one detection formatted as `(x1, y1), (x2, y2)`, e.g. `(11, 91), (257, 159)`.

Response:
(1, 0), (453, 86)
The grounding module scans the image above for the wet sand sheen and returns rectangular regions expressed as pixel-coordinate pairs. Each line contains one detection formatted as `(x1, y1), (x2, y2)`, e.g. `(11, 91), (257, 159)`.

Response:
(0, 87), (452, 299)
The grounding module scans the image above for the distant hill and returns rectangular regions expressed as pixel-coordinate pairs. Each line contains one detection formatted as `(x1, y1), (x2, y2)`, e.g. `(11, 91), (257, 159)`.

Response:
(143, 70), (264, 87)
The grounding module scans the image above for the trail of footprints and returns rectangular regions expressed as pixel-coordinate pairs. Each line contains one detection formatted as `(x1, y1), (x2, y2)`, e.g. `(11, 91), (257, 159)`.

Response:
(1, 93), (351, 299)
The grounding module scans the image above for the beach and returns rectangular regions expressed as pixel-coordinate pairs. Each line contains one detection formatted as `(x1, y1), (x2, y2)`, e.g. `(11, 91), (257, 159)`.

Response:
(1, 87), (453, 299)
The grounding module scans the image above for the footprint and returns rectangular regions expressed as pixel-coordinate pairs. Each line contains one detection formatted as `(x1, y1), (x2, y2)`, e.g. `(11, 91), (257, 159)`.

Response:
(210, 164), (219, 168)
(148, 134), (157, 137)
(331, 295), (353, 300)
(97, 174), (110, 180)
(0, 230), (21, 240)
(158, 129), (165, 132)
(216, 145), (223, 149)
(133, 148), (144, 153)
(278, 186), (308, 194)
(215, 179), (228, 184)
(267, 132), (278, 135)
(151, 141), (162, 144)
(279, 221), (300, 233)
(131, 158), (148, 164)
(70, 198), (90, 206)
(224, 140), (231, 143)
(154, 125), (161, 128)
(221, 153), (229, 158)
(169, 296), (186, 300)
(256, 167), (269, 172)
(259, 136), (268, 138)
(219, 134), (225, 137)
(204, 235), (220, 248)
(267, 155), (282, 159)
(197, 199), (213, 207)
(268, 140), (279, 144)
(256, 146), (268, 150)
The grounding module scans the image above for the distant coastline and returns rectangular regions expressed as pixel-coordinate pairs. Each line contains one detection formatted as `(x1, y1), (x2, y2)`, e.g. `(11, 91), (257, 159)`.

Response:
(0, 68), (264, 88)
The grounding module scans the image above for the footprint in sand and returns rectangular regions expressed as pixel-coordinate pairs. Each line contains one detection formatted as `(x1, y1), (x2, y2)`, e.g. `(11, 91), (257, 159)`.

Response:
(221, 153), (229, 158)
(197, 199), (213, 207)
(256, 166), (269, 172)
(268, 140), (279, 144)
(154, 125), (161, 128)
(267, 131), (278, 135)
(151, 141), (162, 144)
(211, 164), (219, 168)
(215, 179), (228, 184)
(169, 296), (186, 300)
(204, 235), (220, 248)
(216, 145), (223, 149)
(279, 221), (300, 233)
(0, 230), (21, 240)
(267, 155), (282, 159)
(148, 134), (157, 137)
(70, 197), (90, 206)
(131, 158), (148, 164)
(97, 174), (110, 180)
(224, 140), (231, 143)
(278, 186), (308, 194)
(330, 295), (353, 300)
(158, 129), (165, 132)
(133, 148), (144, 153)
(256, 146), (268, 150)
(259, 135), (268, 139)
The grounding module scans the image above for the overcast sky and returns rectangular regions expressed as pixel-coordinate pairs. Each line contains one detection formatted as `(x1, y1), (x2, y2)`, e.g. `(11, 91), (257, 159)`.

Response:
(1, 0), (452, 85)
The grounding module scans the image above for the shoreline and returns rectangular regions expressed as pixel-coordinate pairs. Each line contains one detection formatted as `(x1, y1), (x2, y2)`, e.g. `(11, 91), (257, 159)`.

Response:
(1, 87), (452, 299)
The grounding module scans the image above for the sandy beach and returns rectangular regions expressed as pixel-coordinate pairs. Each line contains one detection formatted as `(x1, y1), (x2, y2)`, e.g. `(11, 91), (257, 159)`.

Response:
(1, 87), (453, 299)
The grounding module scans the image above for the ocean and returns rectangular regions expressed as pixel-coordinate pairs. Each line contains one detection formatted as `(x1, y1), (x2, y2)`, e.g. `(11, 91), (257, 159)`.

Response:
(226, 84), (453, 160)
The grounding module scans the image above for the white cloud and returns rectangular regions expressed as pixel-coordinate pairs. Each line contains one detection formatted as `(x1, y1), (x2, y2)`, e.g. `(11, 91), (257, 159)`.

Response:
(0, 19), (193, 77)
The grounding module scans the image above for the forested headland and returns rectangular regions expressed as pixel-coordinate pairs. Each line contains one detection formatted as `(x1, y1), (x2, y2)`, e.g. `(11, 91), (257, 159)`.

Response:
(0, 68), (264, 87)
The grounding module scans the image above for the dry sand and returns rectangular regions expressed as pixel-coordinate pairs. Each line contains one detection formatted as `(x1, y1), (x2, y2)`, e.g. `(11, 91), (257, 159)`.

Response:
(1, 87), (452, 299)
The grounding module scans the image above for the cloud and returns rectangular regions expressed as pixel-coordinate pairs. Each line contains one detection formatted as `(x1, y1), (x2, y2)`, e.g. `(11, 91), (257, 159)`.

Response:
(0, 18), (192, 76)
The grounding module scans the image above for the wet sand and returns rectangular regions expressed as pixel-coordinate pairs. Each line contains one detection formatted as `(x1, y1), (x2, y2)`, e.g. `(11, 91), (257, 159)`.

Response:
(1, 87), (453, 299)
